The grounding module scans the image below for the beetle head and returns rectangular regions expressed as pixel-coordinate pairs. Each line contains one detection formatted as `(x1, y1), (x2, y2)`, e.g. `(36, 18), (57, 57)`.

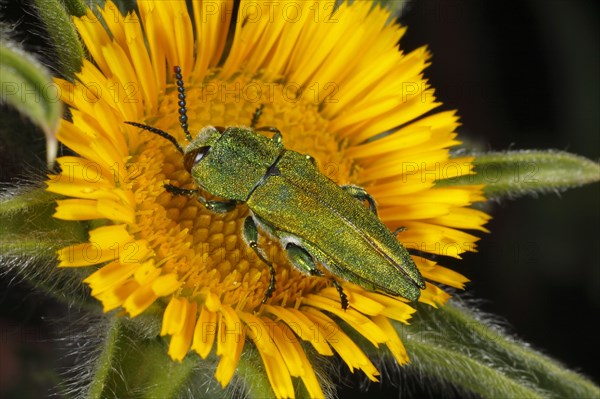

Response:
(182, 126), (222, 173)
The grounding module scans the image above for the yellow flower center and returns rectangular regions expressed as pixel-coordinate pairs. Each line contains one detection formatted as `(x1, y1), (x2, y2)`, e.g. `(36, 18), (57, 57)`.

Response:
(130, 73), (356, 311)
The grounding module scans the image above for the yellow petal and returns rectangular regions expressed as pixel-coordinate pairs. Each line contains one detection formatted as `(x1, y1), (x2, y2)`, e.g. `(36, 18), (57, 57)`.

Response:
(53, 199), (102, 220)
(303, 307), (380, 382)
(168, 300), (197, 361)
(372, 315), (409, 365)
(161, 296), (187, 336)
(274, 322), (325, 399)
(123, 283), (158, 317)
(192, 306), (218, 359)
(264, 305), (333, 356)
(215, 305), (244, 387)
(303, 294), (389, 347)
(152, 273), (182, 297)
(84, 261), (138, 295)
(95, 279), (139, 313)
(419, 282), (452, 307)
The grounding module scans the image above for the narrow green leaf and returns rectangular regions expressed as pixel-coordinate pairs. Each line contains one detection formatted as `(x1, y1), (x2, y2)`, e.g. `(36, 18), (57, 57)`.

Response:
(437, 150), (600, 200)
(372, 0), (410, 17)
(337, 0), (409, 18)
(0, 42), (62, 165)
(63, 0), (88, 17)
(32, 0), (84, 79)
(387, 300), (600, 398)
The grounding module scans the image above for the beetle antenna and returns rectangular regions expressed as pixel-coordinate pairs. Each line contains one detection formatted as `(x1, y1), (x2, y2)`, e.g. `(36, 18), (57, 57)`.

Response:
(124, 121), (184, 154)
(174, 66), (192, 142)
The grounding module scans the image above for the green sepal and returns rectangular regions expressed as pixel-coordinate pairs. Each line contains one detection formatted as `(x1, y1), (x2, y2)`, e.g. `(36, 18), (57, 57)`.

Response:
(371, 0), (409, 17)
(335, 0), (408, 19)
(437, 150), (600, 200)
(87, 317), (201, 399)
(0, 186), (95, 307)
(31, 0), (84, 79)
(0, 42), (62, 165)
(87, 0), (138, 15)
(63, 0), (88, 17)
(375, 300), (600, 398)
(85, 315), (237, 399)
(85, 311), (325, 398)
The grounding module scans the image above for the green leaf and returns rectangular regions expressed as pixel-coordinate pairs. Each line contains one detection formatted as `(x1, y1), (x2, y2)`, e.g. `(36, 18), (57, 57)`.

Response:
(389, 300), (600, 398)
(63, 0), (87, 17)
(0, 186), (93, 307)
(437, 150), (600, 200)
(0, 42), (62, 165)
(31, 0), (84, 79)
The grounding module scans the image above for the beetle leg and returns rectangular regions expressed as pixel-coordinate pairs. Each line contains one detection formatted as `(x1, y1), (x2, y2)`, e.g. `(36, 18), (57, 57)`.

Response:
(304, 154), (317, 166)
(340, 185), (378, 216)
(197, 195), (237, 213)
(329, 278), (349, 311)
(285, 243), (349, 310)
(165, 184), (236, 213)
(164, 183), (199, 196)
(242, 217), (276, 304)
(254, 126), (282, 144)
(393, 226), (407, 236)
(251, 104), (264, 128)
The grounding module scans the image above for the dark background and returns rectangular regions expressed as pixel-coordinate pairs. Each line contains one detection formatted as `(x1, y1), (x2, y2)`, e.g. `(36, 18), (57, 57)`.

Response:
(400, 0), (600, 392)
(1, 0), (598, 397)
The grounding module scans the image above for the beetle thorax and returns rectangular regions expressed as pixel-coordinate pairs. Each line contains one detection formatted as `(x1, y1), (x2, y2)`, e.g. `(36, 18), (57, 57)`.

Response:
(190, 127), (283, 201)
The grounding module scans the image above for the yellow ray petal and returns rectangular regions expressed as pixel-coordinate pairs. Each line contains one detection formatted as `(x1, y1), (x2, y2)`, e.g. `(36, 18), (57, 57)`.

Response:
(152, 273), (182, 296)
(419, 282), (452, 307)
(303, 295), (388, 347)
(274, 322), (325, 398)
(265, 305), (334, 356)
(192, 0), (233, 77)
(84, 261), (138, 295)
(161, 296), (188, 336)
(168, 300), (197, 361)
(54, 199), (102, 221)
(303, 307), (380, 381)
(192, 306), (218, 359)
(372, 315), (410, 365)
(123, 283), (158, 317)
(215, 305), (244, 387)
(359, 291), (416, 323)
(95, 279), (139, 312)
(245, 319), (295, 398)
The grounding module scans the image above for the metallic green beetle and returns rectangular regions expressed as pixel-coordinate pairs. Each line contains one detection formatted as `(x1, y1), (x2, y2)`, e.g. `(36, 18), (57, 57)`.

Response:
(125, 66), (425, 309)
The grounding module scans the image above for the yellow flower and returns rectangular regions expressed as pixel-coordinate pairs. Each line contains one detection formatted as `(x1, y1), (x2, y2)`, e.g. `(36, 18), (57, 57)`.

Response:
(47, 1), (490, 397)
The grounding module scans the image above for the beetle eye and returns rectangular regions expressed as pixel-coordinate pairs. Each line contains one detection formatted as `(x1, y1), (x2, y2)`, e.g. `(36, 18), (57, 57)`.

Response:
(183, 146), (210, 172)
